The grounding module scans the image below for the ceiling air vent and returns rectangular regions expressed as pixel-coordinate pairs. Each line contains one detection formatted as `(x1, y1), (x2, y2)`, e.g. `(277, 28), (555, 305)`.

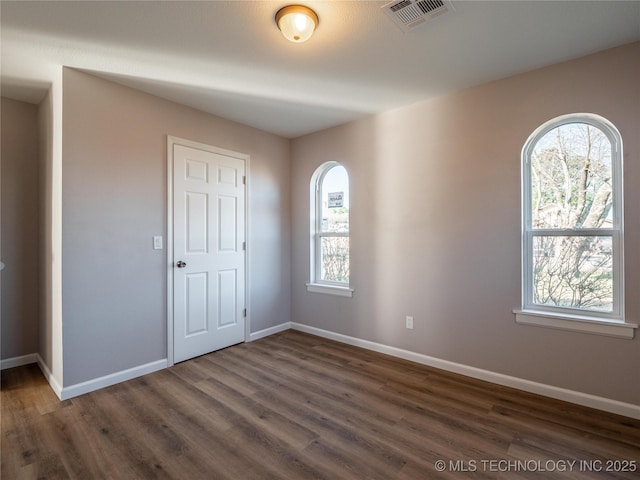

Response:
(383, 0), (453, 32)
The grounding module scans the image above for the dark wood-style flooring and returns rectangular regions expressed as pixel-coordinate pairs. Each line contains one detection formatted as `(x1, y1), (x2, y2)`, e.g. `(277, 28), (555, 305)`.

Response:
(2, 330), (639, 479)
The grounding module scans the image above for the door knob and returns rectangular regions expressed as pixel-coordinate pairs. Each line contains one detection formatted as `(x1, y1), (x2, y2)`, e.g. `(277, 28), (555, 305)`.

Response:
(176, 261), (187, 268)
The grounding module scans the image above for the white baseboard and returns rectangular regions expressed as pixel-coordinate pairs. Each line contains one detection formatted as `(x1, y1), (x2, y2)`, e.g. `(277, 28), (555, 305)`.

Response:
(1, 353), (38, 370)
(36, 354), (63, 399)
(290, 323), (640, 420)
(16, 323), (638, 419)
(59, 359), (168, 400)
(249, 322), (292, 342)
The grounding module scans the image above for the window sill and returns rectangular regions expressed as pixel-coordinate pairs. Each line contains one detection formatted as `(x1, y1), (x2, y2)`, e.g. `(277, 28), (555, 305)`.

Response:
(514, 310), (637, 339)
(306, 283), (354, 298)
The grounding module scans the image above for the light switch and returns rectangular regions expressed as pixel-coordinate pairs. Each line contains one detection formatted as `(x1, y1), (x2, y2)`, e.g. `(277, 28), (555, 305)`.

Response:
(153, 235), (163, 250)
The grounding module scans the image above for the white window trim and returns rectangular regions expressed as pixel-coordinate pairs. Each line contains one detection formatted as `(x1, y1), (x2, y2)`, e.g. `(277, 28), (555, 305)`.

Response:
(518, 113), (635, 338)
(308, 162), (353, 297)
(306, 282), (354, 297)
(514, 310), (637, 339)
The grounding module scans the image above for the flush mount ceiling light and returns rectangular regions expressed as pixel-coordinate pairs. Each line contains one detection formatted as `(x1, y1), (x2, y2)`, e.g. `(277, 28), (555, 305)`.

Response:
(275, 5), (318, 43)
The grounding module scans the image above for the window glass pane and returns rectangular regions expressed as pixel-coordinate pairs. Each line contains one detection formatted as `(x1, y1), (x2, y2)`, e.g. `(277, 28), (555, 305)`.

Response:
(532, 235), (613, 313)
(321, 166), (349, 233)
(321, 236), (349, 283)
(531, 123), (612, 229)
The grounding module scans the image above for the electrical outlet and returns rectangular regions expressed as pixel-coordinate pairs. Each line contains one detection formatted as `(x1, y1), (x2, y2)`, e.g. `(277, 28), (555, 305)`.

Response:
(405, 315), (414, 329)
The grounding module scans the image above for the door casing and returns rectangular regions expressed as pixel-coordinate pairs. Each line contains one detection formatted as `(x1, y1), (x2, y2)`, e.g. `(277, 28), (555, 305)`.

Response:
(167, 135), (250, 366)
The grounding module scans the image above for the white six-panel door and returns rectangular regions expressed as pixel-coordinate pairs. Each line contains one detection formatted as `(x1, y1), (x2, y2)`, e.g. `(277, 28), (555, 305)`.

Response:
(172, 142), (246, 363)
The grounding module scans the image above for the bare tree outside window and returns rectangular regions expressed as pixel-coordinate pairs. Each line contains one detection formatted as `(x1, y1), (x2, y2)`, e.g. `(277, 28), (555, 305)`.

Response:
(321, 235), (349, 283)
(529, 123), (614, 312)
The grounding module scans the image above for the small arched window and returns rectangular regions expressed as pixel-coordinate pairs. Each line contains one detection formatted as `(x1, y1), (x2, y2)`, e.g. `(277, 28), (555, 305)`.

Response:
(307, 162), (352, 297)
(517, 114), (635, 338)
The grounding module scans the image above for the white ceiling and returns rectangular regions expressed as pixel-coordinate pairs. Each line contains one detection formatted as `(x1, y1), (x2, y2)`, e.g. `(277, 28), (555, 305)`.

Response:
(2, 1), (639, 138)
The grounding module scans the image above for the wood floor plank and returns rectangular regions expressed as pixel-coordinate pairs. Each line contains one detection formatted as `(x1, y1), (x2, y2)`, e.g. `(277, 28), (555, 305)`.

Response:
(3, 330), (640, 479)
(490, 405), (640, 461)
(70, 387), (175, 479)
(112, 379), (257, 480)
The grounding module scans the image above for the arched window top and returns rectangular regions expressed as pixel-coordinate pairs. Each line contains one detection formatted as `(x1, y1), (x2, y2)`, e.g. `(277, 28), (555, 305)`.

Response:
(523, 113), (622, 154)
(315, 163), (349, 232)
(522, 113), (623, 232)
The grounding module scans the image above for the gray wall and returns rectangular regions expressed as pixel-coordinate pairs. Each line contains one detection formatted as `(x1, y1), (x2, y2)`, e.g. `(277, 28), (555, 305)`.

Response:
(61, 69), (291, 386)
(4, 44), (638, 408)
(290, 42), (640, 405)
(1, 98), (40, 360)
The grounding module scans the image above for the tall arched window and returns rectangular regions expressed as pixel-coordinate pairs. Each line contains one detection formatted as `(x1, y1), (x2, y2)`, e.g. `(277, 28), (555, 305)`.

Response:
(307, 162), (353, 297)
(516, 113), (635, 338)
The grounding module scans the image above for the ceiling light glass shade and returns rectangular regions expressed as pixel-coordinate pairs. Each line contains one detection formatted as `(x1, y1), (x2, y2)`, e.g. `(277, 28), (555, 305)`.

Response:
(275, 5), (318, 43)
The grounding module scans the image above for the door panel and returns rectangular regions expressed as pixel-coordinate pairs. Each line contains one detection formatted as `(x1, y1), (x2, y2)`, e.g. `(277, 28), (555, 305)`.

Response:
(185, 272), (208, 336)
(173, 143), (245, 363)
(218, 195), (237, 252)
(186, 192), (208, 253)
(217, 269), (237, 327)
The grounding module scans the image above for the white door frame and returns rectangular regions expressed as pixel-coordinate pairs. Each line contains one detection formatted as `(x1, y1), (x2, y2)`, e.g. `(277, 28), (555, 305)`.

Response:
(166, 136), (250, 367)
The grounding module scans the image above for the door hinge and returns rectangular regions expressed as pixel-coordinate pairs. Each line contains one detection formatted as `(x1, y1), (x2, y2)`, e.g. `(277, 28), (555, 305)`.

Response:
(243, 175), (246, 185)
(242, 241), (246, 251)
(243, 308), (247, 317)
